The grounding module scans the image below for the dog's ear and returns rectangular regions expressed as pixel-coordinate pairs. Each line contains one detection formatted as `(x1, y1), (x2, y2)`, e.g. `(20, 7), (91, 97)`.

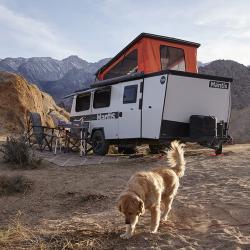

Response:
(138, 200), (145, 215)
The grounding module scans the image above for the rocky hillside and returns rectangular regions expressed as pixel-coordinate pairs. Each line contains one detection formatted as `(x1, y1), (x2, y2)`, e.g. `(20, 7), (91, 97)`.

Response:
(199, 60), (250, 109)
(199, 60), (250, 143)
(39, 68), (94, 102)
(0, 56), (110, 101)
(229, 107), (250, 143)
(0, 72), (69, 136)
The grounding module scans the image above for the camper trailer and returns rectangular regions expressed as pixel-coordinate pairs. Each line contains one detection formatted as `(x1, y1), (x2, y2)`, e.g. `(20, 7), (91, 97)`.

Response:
(68, 33), (232, 155)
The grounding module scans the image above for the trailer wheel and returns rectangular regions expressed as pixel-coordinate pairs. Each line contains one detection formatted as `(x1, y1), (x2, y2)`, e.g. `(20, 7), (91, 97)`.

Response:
(149, 144), (161, 154)
(92, 130), (109, 156)
(118, 146), (136, 154)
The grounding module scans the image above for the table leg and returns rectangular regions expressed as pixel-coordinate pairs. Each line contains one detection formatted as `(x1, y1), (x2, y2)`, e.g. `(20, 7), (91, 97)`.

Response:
(83, 131), (87, 156)
(54, 131), (59, 155)
(80, 129), (83, 157)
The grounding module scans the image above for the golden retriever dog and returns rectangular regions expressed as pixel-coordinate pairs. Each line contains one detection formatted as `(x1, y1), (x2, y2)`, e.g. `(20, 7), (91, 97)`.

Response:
(118, 140), (185, 239)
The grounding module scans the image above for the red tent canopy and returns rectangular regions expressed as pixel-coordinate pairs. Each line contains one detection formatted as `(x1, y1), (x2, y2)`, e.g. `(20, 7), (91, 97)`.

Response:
(96, 33), (200, 81)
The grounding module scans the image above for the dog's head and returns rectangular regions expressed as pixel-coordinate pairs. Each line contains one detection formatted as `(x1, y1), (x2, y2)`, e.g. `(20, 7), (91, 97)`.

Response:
(118, 193), (145, 225)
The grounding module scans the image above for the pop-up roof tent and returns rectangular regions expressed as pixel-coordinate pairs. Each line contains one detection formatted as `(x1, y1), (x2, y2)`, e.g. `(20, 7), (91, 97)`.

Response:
(96, 33), (200, 81)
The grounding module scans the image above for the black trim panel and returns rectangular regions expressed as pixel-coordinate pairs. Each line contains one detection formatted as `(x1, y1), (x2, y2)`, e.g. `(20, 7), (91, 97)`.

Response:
(65, 69), (232, 98)
(160, 120), (230, 140)
(144, 69), (233, 82)
(91, 72), (144, 88)
(91, 70), (232, 88)
(160, 120), (190, 138)
(91, 69), (232, 89)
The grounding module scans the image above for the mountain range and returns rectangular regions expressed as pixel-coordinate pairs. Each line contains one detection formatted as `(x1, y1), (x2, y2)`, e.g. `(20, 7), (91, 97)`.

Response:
(1, 56), (249, 109)
(0, 56), (110, 102)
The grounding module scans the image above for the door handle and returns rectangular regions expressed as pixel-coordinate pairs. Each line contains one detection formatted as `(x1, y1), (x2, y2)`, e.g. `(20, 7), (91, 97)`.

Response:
(148, 106), (152, 109)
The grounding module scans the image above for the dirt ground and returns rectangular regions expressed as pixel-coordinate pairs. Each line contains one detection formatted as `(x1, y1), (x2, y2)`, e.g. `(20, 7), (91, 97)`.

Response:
(0, 144), (250, 249)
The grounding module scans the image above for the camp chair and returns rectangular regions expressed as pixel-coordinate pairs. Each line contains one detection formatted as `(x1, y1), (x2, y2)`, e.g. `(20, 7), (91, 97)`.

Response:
(26, 112), (56, 151)
(65, 120), (92, 156)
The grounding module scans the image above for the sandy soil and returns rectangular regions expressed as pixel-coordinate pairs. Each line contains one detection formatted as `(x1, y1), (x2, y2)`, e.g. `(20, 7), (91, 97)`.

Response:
(0, 144), (250, 249)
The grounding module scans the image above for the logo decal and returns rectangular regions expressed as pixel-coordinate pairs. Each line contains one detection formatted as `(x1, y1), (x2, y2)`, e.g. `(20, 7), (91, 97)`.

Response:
(209, 80), (229, 89)
(71, 112), (120, 122)
(97, 112), (116, 120)
(160, 76), (166, 84)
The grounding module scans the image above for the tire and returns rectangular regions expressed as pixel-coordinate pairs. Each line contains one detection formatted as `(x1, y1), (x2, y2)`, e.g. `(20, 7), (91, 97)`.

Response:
(92, 130), (109, 156)
(149, 144), (161, 154)
(118, 146), (136, 154)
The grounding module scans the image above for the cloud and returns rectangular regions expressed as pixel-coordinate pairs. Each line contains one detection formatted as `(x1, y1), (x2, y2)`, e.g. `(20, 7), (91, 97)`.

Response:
(193, 2), (250, 65)
(0, 4), (79, 59)
(0, 1), (249, 65)
(195, 6), (250, 30)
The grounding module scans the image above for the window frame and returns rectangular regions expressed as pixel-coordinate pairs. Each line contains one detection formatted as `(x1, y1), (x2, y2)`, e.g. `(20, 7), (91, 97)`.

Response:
(123, 84), (138, 104)
(75, 92), (91, 112)
(160, 45), (186, 71)
(104, 49), (138, 80)
(93, 87), (112, 109)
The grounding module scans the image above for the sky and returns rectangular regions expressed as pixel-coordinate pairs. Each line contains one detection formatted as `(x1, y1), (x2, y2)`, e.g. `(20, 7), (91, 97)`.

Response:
(0, 0), (250, 65)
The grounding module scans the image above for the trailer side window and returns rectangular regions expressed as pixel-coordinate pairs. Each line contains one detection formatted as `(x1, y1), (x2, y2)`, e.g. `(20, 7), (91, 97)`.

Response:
(104, 49), (138, 80)
(75, 93), (91, 112)
(160, 45), (186, 71)
(93, 87), (111, 108)
(123, 85), (138, 104)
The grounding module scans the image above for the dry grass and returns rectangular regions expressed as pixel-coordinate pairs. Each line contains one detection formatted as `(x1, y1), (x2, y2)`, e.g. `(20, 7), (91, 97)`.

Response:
(108, 145), (118, 155)
(0, 212), (111, 249)
(0, 136), (41, 169)
(0, 175), (33, 196)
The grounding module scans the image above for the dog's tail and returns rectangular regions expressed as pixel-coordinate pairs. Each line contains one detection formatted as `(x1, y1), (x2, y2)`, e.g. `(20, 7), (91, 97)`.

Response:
(167, 140), (186, 178)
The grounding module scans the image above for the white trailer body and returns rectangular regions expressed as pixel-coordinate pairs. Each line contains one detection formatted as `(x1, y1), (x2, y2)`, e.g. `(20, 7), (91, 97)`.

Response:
(69, 70), (232, 154)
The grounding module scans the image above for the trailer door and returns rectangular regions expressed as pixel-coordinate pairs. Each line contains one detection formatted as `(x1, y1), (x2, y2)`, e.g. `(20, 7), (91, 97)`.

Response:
(118, 80), (142, 139)
(142, 74), (167, 139)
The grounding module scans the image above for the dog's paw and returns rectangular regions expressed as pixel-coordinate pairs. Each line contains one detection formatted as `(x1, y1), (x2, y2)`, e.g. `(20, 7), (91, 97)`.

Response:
(161, 216), (168, 222)
(120, 233), (132, 239)
(150, 229), (158, 234)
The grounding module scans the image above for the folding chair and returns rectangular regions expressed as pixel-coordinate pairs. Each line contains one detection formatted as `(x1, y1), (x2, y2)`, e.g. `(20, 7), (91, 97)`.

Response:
(65, 120), (92, 156)
(26, 112), (57, 151)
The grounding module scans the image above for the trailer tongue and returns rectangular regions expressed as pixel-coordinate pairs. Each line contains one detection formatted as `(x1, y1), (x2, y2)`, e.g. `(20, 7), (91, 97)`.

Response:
(68, 33), (232, 155)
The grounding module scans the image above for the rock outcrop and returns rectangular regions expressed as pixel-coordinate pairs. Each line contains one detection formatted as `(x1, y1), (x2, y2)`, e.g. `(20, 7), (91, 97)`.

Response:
(0, 72), (69, 135)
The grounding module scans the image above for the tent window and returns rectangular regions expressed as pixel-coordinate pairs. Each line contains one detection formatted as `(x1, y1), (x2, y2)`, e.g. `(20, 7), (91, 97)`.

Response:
(104, 50), (138, 80)
(93, 87), (111, 109)
(123, 85), (138, 104)
(75, 93), (91, 112)
(160, 45), (186, 71)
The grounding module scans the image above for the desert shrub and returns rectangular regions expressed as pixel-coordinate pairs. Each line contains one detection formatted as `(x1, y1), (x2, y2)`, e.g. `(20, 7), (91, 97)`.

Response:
(0, 175), (33, 196)
(0, 136), (41, 169)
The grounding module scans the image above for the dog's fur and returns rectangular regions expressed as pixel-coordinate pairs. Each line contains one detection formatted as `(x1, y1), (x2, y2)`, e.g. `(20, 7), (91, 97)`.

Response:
(118, 140), (185, 239)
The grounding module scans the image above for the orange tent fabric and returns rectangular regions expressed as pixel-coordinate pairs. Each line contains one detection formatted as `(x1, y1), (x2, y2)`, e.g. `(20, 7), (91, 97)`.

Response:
(97, 33), (199, 81)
